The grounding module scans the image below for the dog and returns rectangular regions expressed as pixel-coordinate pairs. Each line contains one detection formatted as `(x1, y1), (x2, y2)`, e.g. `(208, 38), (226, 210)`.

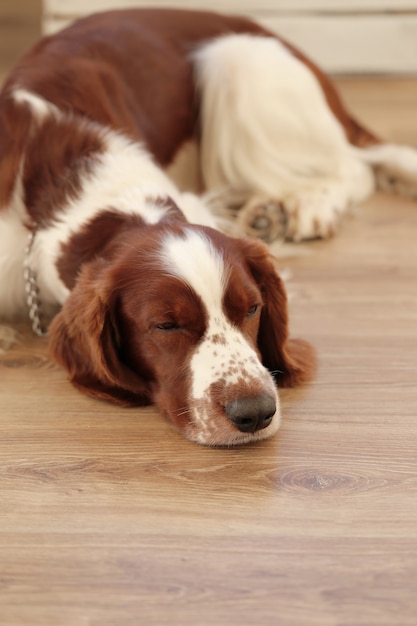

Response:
(0, 8), (415, 445)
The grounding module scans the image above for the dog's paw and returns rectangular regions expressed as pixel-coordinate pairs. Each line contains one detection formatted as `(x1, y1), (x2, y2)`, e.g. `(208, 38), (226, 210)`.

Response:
(238, 195), (288, 242)
(283, 186), (349, 242)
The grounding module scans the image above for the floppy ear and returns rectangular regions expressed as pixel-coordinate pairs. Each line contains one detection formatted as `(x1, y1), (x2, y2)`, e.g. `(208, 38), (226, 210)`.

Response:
(243, 239), (316, 387)
(48, 258), (151, 406)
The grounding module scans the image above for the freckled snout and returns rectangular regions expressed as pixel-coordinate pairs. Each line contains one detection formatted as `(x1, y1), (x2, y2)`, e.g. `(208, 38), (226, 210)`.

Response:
(225, 393), (276, 433)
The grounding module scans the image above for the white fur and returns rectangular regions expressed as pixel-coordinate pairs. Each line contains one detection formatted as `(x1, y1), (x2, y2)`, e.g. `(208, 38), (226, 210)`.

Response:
(4, 37), (417, 322)
(4, 29), (417, 445)
(33, 126), (215, 308)
(12, 88), (57, 119)
(188, 314), (280, 446)
(0, 169), (29, 317)
(161, 229), (228, 310)
(193, 34), (376, 240)
(161, 230), (280, 445)
(357, 143), (417, 197)
(0, 91), (215, 317)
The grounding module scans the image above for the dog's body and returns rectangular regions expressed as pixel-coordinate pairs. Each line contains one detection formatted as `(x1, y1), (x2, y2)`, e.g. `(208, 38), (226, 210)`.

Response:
(1, 8), (416, 444)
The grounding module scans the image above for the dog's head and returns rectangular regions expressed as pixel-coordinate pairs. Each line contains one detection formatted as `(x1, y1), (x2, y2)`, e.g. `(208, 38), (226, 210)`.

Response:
(49, 222), (315, 445)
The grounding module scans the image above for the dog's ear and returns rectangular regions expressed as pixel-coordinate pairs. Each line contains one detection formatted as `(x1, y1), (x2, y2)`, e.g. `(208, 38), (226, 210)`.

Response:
(243, 239), (316, 387)
(48, 258), (150, 406)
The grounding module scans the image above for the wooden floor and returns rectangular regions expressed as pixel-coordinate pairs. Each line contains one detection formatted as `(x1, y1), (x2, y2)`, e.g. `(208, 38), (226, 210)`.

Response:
(1, 9), (417, 626)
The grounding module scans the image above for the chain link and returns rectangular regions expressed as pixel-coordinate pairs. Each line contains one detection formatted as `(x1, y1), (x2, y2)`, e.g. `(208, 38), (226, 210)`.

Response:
(24, 231), (48, 337)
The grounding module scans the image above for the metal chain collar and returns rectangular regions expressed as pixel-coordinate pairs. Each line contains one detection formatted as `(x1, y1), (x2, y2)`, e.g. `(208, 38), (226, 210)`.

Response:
(23, 230), (48, 337)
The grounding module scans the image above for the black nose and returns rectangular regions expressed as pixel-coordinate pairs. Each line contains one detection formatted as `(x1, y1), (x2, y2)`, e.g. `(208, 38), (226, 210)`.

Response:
(225, 394), (276, 433)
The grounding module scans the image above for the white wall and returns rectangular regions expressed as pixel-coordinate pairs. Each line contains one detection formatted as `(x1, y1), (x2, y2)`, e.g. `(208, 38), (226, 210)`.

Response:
(43, 1), (417, 74)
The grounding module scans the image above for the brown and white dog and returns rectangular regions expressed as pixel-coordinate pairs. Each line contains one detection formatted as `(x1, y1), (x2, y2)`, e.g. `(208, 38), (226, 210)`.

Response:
(0, 8), (415, 445)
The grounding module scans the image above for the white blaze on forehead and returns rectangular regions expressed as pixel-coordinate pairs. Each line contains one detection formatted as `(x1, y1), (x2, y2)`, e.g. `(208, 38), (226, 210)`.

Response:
(161, 229), (229, 308)
(161, 228), (277, 391)
(160, 228), (280, 445)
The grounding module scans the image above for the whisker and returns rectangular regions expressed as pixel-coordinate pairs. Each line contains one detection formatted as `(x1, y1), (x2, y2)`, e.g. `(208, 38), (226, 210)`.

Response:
(176, 407), (192, 417)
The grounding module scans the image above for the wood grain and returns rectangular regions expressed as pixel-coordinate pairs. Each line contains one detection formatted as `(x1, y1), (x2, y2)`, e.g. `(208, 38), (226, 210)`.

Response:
(1, 8), (417, 625)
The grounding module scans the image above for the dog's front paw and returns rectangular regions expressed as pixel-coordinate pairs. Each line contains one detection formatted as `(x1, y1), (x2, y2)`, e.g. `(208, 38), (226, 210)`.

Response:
(283, 186), (349, 242)
(238, 195), (288, 242)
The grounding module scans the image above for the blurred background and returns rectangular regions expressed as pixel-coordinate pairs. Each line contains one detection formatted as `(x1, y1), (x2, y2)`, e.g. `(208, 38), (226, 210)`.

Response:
(0, 0), (41, 78)
(2, 1), (417, 79)
(1, 1), (417, 145)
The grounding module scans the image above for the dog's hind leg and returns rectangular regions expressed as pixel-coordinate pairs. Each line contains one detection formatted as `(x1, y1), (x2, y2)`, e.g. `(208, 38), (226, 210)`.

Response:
(193, 33), (376, 242)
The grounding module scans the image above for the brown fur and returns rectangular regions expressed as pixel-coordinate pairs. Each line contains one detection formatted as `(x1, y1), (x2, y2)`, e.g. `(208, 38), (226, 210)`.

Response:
(1, 8), (326, 442)
(0, 8), (378, 217)
(49, 223), (316, 428)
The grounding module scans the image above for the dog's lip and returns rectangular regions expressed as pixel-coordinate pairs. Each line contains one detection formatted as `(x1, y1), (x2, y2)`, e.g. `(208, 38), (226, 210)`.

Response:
(184, 410), (280, 447)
